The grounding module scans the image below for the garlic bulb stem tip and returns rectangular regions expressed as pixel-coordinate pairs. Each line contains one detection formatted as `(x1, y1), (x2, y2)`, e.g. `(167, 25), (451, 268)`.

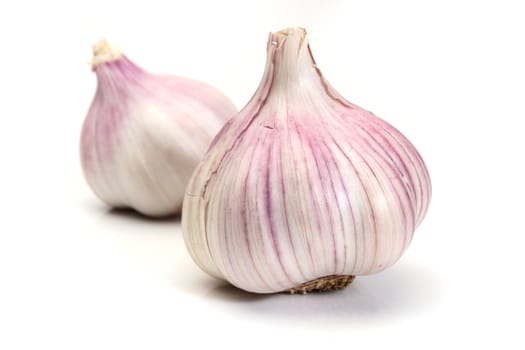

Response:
(271, 27), (307, 49)
(91, 39), (123, 67)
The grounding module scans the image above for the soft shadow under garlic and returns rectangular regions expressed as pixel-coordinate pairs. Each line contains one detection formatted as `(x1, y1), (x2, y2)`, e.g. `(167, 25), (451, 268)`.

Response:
(105, 207), (181, 222)
(91, 207), (185, 286)
(205, 263), (441, 321)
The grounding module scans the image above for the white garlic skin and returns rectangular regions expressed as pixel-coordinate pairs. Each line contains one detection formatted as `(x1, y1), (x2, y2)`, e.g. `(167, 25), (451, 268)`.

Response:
(80, 40), (237, 217)
(182, 28), (431, 293)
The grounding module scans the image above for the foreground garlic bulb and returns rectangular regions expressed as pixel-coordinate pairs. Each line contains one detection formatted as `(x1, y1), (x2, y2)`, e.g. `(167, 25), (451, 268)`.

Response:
(182, 28), (431, 293)
(81, 40), (237, 217)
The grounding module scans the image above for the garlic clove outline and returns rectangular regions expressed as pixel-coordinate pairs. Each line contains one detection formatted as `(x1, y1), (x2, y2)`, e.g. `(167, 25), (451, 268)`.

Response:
(182, 28), (431, 294)
(80, 39), (238, 217)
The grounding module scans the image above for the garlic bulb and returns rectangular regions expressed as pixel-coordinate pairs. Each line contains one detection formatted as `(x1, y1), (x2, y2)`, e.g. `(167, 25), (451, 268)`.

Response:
(182, 28), (431, 294)
(81, 40), (237, 217)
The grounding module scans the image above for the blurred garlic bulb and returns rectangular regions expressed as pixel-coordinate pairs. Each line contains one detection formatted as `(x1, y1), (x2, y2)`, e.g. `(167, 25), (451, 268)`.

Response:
(182, 28), (431, 293)
(80, 40), (237, 217)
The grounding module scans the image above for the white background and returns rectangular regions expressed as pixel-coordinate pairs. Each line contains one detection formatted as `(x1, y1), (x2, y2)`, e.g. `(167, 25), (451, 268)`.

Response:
(1, 0), (524, 348)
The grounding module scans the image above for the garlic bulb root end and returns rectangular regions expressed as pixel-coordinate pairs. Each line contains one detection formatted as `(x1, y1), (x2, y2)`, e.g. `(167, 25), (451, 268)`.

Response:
(91, 39), (123, 67)
(286, 275), (356, 295)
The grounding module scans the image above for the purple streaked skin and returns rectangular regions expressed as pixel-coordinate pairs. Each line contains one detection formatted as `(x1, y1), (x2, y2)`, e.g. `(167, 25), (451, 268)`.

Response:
(182, 28), (431, 293)
(80, 59), (133, 202)
(80, 47), (237, 216)
(82, 57), (235, 168)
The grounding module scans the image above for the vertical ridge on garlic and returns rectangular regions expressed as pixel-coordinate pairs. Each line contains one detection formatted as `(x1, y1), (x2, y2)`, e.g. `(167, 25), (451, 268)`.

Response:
(80, 39), (237, 217)
(182, 28), (431, 293)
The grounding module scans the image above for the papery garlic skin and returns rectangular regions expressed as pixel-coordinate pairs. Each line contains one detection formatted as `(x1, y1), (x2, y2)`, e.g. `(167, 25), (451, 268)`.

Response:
(81, 40), (237, 217)
(182, 28), (431, 293)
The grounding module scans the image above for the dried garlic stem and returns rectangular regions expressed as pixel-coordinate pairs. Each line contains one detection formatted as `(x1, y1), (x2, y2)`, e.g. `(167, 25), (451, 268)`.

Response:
(91, 39), (123, 67)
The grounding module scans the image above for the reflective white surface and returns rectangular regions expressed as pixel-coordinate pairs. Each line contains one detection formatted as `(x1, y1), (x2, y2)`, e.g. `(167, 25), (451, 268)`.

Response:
(1, 0), (524, 349)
